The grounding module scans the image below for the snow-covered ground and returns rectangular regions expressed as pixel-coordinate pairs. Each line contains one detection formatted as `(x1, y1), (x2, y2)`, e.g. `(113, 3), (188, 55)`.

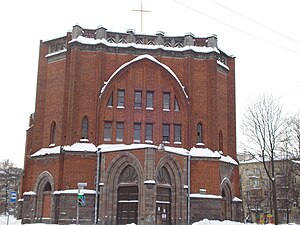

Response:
(0, 215), (298, 225)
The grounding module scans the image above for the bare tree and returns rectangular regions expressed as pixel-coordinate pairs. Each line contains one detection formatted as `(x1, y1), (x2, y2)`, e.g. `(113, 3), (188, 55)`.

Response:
(0, 159), (23, 215)
(242, 95), (285, 225)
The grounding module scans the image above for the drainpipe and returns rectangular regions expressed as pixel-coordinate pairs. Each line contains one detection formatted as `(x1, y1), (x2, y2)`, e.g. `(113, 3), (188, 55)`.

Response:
(94, 149), (101, 225)
(187, 153), (191, 225)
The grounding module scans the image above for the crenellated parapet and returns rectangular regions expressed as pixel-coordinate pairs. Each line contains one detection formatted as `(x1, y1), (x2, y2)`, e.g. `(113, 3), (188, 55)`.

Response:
(71, 24), (216, 49)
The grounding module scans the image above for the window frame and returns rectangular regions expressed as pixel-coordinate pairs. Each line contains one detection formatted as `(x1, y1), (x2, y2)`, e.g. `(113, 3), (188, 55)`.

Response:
(116, 122), (124, 142)
(145, 123), (153, 143)
(134, 91), (142, 109)
(146, 91), (154, 110)
(133, 123), (141, 143)
(117, 90), (125, 108)
(104, 121), (112, 141)
(174, 124), (182, 144)
(162, 123), (170, 143)
(163, 92), (170, 111)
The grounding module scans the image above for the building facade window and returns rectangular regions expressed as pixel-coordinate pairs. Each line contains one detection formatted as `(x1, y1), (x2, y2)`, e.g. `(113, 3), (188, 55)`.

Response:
(116, 122), (124, 142)
(107, 93), (113, 107)
(50, 121), (56, 145)
(197, 123), (203, 143)
(134, 91), (142, 108)
(163, 92), (170, 111)
(134, 123), (141, 142)
(145, 123), (153, 142)
(162, 124), (170, 142)
(117, 90), (125, 108)
(82, 117), (88, 139)
(174, 124), (181, 143)
(174, 97), (180, 111)
(146, 91), (154, 109)
(104, 122), (112, 141)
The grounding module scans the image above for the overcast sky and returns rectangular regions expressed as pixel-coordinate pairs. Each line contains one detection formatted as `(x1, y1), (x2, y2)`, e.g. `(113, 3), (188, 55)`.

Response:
(1, 0), (299, 168)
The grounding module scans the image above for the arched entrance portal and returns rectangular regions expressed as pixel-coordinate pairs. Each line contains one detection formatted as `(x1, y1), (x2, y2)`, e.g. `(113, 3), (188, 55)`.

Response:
(41, 182), (51, 218)
(221, 181), (232, 220)
(34, 171), (54, 222)
(117, 165), (139, 225)
(156, 167), (171, 225)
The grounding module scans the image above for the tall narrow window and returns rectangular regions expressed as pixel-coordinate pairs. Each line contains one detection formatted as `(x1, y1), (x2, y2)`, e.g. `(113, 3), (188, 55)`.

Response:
(163, 92), (170, 111)
(50, 121), (56, 145)
(162, 124), (170, 142)
(145, 123), (153, 143)
(134, 91), (142, 108)
(174, 97), (180, 111)
(116, 122), (124, 142)
(146, 91), (154, 109)
(82, 117), (88, 139)
(107, 93), (113, 107)
(197, 123), (203, 143)
(134, 123), (141, 142)
(219, 130), (223, 151)
(104, 122), (112, 141)
(117, 90), (125, 108)
(174, 124), (181, 143)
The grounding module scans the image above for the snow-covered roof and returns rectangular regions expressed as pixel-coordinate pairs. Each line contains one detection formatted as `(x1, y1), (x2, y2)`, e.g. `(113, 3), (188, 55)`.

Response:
(64, 142), (98, 152)
(70, 36), (219, 54)
(99, 54), (188, 99)
(53, 189), (96, 195)
(30, 142), (237, 165)
(220, 155), (238, 165)
(190, 193), (222, 199)
(31, 143), (98, 157)
(190, 147), (221, 158)
(31, 146), (61, 157)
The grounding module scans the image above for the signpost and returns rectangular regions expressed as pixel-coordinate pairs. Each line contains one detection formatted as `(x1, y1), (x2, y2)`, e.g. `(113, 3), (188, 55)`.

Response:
(10, 191), (17, 203)
(76, 182), (87, 225)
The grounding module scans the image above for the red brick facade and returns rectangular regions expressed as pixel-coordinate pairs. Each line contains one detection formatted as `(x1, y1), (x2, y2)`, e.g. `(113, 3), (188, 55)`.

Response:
(20, 25), (241, 225)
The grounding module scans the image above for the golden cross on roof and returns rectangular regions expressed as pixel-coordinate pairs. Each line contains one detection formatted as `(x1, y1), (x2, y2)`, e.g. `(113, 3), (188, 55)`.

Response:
(133, 2), (151, 32)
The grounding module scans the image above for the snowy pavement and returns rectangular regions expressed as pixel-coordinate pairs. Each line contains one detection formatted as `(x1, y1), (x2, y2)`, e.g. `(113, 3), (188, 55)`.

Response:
(0, 216), (298, 225)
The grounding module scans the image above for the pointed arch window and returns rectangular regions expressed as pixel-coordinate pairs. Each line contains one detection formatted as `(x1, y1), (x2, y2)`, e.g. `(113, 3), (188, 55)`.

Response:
(174, 97), (180, 111)
(197, 123), (203, 144)
(107, 93), (113, 107)
(219, 130), (223, 151)
(50, 121), (56, 145)
(82, 117), (88, 139)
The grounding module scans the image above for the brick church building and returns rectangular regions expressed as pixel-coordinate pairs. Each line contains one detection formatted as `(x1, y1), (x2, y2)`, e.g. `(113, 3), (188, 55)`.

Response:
(20, 25), (242, 225)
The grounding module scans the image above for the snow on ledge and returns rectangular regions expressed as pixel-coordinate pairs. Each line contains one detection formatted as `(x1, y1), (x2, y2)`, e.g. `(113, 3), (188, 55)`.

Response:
(232, 197), (242, 202)
(190, 193), (222, 199)
(144, 180), (156, 185)
(30, 142), (237, 165)
(53, 189), (96, 195)
(70, 36), (219, 55)
(23, 191), (36, 196)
